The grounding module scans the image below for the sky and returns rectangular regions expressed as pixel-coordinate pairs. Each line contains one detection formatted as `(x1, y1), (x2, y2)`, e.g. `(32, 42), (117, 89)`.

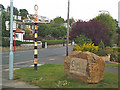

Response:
(0, 0), (120, 21)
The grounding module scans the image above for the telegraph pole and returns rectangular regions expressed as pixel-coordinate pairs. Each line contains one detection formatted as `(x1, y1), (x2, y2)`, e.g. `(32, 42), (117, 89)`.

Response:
(34, 4), (38, 70)
(66, 0), (70, 56)
(9, 0), (14, 80)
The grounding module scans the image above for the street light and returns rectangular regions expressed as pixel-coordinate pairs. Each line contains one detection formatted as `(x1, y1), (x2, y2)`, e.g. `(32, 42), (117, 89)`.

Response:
(99, 10), (110, 14)
(9, 0), (14, 80)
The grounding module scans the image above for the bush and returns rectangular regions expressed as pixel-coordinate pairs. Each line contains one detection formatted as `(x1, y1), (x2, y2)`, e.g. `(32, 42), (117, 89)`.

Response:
(112, 47), (120, 52)
(98, 41), (105, 50)
(74, 34), (92, 45)
(110, 51), (120, 62)
(2, 38), (22, 47)
(95, 49), (109, 56)
(73, 43), (98, 53)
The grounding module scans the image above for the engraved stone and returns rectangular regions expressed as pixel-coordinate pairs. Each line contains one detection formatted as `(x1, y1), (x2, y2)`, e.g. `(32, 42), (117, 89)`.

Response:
(64, 51), (105, 83)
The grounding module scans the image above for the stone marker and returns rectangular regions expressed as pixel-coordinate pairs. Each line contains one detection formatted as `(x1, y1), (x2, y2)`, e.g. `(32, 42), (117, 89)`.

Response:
(64, 51), (105, 83)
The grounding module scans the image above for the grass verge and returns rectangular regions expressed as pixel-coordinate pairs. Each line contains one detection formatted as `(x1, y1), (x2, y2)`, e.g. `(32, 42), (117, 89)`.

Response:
(106, 63), (120, 68)
(14, 64), (119, 88)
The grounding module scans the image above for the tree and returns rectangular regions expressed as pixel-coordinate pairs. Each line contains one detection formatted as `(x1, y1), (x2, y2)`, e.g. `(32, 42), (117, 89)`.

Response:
(0, 4), (5, 10)
(38, 24), (50, 37)
(93, 13), (117, 46)
(19, 9), (28, 19)
(51, 26), (67, 38)
(75, 34), (92, 45)
(53, 16), (65, 24)
(2, 10), (10, 37)
(7, 6), (19, 15)
(70, 20), (110, 45)
(65, 18), (75, 26)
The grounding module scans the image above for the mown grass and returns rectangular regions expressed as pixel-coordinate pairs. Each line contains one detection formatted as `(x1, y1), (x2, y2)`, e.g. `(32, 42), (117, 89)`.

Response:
(14, 64), (119, 88)
(106, 63), (120, 68)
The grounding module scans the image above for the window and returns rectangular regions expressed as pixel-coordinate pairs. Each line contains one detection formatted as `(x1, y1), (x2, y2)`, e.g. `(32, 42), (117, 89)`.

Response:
(16, 34), (19, 38)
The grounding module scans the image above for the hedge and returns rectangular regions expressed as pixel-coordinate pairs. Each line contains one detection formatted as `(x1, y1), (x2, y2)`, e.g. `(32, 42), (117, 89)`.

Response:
(42, 40), (65, 45)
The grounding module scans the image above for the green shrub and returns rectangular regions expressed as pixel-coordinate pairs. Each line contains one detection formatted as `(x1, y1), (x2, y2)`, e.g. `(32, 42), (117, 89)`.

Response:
(112, 47), (120, 52)
(73, 43), (98, 53)
(2, 38), (22, 47)
(2, 38), (10, 47)
(74, 34), (92, 45)
(98, 41), (105, 50)
(96, 49), (109, 56)
(110, 51), (119, 62)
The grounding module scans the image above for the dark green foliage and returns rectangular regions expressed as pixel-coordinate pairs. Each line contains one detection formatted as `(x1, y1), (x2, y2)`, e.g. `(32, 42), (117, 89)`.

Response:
(74, 34), (92, 45)
(38, 24), (50, 37)
(53, 16), (65, 24)
(65, 18), (75, 26)
(95, 49), (109, 56)
(51, 26), (67, 38)
(7, 6), (19, 15)
(19, 9), (28, 19)
(0, 4), (5, 10)
(2, 10), (10, 31)
(98, 41), (105, 50)
(110, 51), (119, 62)
(93, 13), (117, 46)
(2, 38), (22, 47)
(37, 17), (67, 39)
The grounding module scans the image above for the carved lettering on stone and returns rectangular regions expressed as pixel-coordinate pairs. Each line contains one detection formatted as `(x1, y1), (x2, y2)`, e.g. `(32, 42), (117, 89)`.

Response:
(70, 58), (87, 76)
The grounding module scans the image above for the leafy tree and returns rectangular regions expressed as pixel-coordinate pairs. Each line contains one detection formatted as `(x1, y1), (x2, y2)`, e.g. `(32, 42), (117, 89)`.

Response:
(93, 13), (117, 46)
(38, 24), (50, 37)
(2, 10), (10, 37)
(51, 26), (67, 38)
(19, 9), (28, 19)
(75, 34), (92, 45)
(0, 4), (5, 10)
(65, 18), (75, 26)
(7, 6), (19, 15)
(70, 20), (110, 45)
(53, 17), (65, 24)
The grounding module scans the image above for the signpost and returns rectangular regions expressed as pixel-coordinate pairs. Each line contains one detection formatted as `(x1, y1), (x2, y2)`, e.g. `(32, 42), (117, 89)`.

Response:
(9, 0), (14, 80)
(34, 4), (38, 70)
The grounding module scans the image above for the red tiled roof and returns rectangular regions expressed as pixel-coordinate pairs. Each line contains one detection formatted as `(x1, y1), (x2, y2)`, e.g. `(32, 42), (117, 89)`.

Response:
(16, 28), (23, 33)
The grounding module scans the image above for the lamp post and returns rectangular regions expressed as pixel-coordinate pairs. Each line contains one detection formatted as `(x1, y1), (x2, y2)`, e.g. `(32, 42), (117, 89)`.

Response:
(9, 0), (14, 80)
(34, 4), (38, 70)
(66, 0), (70, 56)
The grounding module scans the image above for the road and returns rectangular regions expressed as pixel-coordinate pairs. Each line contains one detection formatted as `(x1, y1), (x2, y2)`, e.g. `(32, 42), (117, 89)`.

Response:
(2, 46), (74, 67)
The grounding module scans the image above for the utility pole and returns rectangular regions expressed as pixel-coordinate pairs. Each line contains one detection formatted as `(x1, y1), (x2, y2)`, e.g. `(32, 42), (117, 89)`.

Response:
(34, 4), (38, 70)
(66, 0), (70, 56)
(9, 0), (14, 80)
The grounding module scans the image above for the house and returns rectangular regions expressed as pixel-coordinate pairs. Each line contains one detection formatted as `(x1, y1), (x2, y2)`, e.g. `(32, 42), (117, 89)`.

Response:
(15, 28), (24, 41)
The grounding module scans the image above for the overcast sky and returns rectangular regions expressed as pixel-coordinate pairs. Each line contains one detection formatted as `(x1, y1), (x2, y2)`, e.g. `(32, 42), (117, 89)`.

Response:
(0, 0), (119, 21)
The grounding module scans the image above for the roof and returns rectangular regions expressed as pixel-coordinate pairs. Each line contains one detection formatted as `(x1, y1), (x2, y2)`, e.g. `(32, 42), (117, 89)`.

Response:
(16, 28), (23, 33)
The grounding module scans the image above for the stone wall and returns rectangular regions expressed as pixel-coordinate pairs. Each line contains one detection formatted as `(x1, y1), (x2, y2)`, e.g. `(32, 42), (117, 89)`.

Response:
(101, 54), (110, 62)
